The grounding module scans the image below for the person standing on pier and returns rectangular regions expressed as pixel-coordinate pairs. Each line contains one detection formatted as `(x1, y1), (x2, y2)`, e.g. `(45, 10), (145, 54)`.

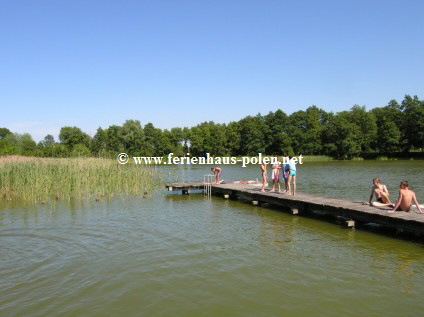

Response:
(282, 157), (290, 193)
(260, 162), (268, 192)
(287, 156), (297, 196)
(211, 167), (222, 184)
(270, 161), (282, 193)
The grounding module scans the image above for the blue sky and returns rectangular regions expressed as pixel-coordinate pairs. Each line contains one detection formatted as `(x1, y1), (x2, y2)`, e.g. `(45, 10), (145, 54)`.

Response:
(1, 0), (423, 141)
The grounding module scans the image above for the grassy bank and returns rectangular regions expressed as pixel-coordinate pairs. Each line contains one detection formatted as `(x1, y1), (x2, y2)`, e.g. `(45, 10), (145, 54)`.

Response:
(300, 155), (334, 161)
(0, 156), (158, 203)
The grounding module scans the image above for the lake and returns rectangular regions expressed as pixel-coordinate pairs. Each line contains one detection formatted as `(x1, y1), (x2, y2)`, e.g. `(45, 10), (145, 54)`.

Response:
(1, 160), (424, 316)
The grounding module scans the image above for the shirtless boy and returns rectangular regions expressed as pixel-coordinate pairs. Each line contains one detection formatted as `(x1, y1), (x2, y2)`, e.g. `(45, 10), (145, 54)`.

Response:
(211, 167), (222, 184)
(368, 178), (391, 206)
(389, 181), (423, 213)
(260, 162), (267, 192)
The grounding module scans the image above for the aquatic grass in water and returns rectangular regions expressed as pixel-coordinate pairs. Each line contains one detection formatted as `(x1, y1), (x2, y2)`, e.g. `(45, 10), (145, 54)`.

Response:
(0, 156), (159, 203)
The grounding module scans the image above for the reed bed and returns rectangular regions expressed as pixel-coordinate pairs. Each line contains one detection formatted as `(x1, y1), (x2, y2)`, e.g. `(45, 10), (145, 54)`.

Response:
(0, 156), (159, 203)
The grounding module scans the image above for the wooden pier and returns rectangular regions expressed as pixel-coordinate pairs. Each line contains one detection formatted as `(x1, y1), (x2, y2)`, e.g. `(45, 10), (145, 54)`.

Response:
(165, 182), (424, 236)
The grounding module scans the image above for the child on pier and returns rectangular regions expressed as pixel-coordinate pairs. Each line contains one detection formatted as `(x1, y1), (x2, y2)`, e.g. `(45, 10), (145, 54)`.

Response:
(211, 167), (222, 184)
(367, 178), (391, 207)
(389, 181), (423, 213)
(270, 161), (282, 193)
(282, 158), (290, 193)
(287, 156), (297, 196)
(260, 162), (268, 192)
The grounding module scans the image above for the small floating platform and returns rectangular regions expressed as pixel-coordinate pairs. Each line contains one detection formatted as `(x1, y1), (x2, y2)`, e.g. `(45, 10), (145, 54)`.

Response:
(165, 182), (205, 194)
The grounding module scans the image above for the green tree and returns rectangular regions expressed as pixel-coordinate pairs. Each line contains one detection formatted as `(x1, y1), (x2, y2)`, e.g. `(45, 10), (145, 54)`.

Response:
(71, 144), (91, 157)
(348, 105), (377, 153)
(20, 133), (37, 155)
(0, 133), (37, 156)
(122, 120), (145, 156)
(238, 115), (268, 155)
(169, 127), (185, 155)
(91, 128), (107, 156)
(162, 129), (177, 155)
(264, 109), (291, 155)
(43, 134), (55, 147)
(104, 125), (124, 153)
(189, 122), (227, 156)
(37, 135), (56, 157)
(225, 121), (241, 156)
(372, 104), (402, 154)
(0, 133), (19, 154)
(59, 126), (90, 149)
(182, 127), (191, 153)
(322, 112), (361, 159)
(401, 95), (424, 150)
(287, 106), (325, 155)
(377, 119), (401, 154)
(0, 128), (12, 140)
(144, 123), (169, 156)
(50, 144), (70, 157)
(189, 123), (210, 156)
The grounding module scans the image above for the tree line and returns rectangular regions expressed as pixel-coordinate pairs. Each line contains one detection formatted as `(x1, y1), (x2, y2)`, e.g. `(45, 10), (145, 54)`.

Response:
(1, 95), (423, 159)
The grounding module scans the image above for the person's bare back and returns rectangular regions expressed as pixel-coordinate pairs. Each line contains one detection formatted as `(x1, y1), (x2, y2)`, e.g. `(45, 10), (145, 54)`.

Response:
(398, 189), (413, 211)
(389, 181), (423, 213)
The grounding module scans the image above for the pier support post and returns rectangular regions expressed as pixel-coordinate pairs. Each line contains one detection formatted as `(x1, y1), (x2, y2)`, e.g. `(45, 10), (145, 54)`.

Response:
(182, 189), (190, 195)
(291, 208), (299, 215)
(224, 194), (230, 199)
(168, 186), (173, 191)
(251, 200), (259, 206)
(346, 220), (355, 228)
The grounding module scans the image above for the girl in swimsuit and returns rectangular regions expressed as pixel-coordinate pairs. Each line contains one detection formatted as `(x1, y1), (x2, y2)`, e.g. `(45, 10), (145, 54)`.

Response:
(270, 162), (281, 193)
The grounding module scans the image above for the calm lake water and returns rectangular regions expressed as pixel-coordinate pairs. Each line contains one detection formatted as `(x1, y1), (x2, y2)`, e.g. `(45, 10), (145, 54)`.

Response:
(1, 161), (424, 316)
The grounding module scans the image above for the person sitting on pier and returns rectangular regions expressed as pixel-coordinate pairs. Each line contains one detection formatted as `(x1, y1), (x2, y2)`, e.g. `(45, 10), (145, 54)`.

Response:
(270, 161), (282, 193)
(367, 178), (391, 206)
(389, 181), (423, 213)
(211, 167), (222, 184)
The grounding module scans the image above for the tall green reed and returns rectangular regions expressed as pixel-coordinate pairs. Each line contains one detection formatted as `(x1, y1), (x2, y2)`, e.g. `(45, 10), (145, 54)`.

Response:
(0, 156), (159, 203)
